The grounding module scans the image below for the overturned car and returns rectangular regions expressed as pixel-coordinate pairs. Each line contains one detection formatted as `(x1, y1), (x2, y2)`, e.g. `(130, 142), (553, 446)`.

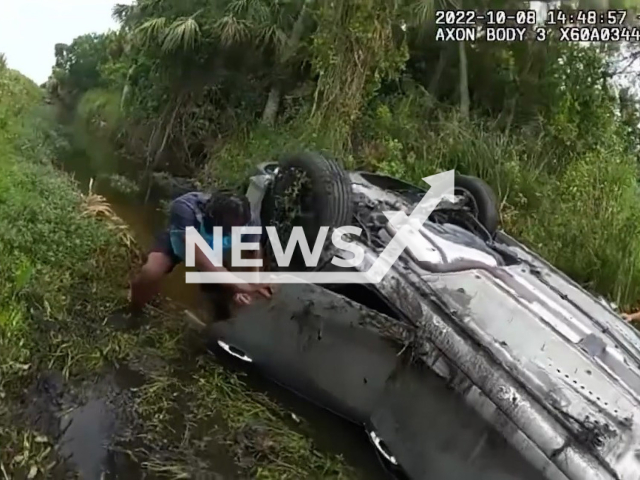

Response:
(207, 152), (640, 480)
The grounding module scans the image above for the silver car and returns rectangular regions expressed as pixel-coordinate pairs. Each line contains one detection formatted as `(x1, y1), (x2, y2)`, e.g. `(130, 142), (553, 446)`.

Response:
(207, 152), (640, 480)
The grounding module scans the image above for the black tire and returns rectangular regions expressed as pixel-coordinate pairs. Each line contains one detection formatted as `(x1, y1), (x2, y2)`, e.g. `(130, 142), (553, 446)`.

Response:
(261, 152), (353, 271)
(455, 174), (500, 235)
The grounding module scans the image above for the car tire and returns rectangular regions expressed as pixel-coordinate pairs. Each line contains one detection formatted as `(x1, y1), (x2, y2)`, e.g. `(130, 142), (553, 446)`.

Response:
(262, 151), (353, 271)
(455, 174), (500, 235)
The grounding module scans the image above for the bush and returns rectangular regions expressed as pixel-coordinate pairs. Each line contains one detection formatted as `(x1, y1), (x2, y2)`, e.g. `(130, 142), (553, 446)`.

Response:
(75, 88), (124, 139)
(71, 88), (124, 174)
(0, 69), (42, 136)
(513, 153), (640, 307)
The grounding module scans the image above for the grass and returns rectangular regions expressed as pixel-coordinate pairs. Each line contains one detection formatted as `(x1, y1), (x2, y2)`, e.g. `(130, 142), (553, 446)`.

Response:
(0, 69), (136, 479)
(0, 69), (357, 479)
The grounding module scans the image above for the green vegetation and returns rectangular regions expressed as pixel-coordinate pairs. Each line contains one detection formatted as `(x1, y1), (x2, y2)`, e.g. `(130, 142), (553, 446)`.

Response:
(0, 67), (124, 478)
(48, 0), (640, 309)
(0, 67), (355, 478)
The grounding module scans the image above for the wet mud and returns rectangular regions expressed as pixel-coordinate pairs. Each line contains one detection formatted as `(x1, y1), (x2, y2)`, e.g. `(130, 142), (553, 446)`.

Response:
(21, 359), (241, 480)
(22, 367), (146, 480)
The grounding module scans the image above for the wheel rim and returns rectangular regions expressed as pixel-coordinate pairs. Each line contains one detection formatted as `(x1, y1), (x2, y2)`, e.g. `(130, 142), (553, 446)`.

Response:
(454, 187), (479, 218)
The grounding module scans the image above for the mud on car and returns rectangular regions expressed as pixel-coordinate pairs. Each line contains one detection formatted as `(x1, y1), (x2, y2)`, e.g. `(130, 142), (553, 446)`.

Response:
(207, 152), (640, 480)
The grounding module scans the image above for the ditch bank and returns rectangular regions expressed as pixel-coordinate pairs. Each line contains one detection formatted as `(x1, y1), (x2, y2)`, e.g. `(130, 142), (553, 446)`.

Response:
(0, 70), (387, 479)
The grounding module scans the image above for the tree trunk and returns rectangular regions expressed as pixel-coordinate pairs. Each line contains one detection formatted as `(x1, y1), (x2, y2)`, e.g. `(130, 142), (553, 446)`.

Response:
(458, 41), (470, 119)
(262, 0), (313, 125)
(428, 45), (451, 97)
(262, 85), (282, 126)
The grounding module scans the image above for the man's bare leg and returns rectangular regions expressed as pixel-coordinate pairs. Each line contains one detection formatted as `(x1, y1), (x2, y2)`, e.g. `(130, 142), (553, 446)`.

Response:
(130, 252), (175, 313)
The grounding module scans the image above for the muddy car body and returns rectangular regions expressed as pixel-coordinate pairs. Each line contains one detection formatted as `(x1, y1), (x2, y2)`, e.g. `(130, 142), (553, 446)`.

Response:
(207, 153), (640, 480)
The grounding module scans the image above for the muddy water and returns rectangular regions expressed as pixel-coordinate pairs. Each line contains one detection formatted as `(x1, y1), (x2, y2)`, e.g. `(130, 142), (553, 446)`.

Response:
(58, 148), (391, 480)
(27, 367), (148, 480)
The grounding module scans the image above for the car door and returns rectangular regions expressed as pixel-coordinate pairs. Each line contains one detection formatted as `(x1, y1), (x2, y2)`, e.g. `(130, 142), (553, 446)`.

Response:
(368, 353), (550, 480)
(207, 283), (409, 424)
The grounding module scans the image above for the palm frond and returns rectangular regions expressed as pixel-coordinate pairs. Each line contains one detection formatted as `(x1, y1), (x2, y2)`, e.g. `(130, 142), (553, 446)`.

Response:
(162, 16), (202, 53)
(214, 15), (251, 46)
(0, 53), (7, 71)
(112, 3), (134, 24)
(247, 0), (271, 24)
(228, 0), (251, 15)
(257, 24), (287, 51)
(135, 17), (168, 45)
(411, 0), (436, 24)
(138, 0), (164, 14)
(409, 0), (462, 25)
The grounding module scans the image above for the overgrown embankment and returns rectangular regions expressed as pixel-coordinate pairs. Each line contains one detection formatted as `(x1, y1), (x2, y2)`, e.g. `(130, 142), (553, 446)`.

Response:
(0, 68), (356, 479)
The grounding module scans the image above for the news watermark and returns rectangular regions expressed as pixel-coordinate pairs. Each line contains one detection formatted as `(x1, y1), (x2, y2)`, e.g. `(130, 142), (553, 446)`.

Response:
(185, 170), (455, 285)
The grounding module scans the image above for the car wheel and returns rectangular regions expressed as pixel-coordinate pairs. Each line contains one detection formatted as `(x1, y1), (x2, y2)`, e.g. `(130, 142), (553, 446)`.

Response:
(253, 161), (279, 176)
(261, 151), (353, 271)
(455, 174), (500, 235)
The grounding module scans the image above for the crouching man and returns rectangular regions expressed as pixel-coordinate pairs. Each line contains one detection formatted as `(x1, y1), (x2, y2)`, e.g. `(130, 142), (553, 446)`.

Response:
(129, 190), (271, 320)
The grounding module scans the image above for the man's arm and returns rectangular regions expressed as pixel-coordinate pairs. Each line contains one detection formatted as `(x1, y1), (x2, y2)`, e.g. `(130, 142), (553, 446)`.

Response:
(168, 200), (264, 294)
(247, 245), (263, 272)
(194, 240), (267, 294)
(238, 227), (272, 298)
(623, 310), (640, 322)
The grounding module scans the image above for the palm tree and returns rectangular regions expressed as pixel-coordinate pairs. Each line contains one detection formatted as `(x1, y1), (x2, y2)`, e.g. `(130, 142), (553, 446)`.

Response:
(0, 53), (7, 72)
(120, 0), (316, 126)
(261, 0), (315, 125)
(211, 0), (315, 125)
(407, 0), (470, 118)
(135, 13), (202, 54)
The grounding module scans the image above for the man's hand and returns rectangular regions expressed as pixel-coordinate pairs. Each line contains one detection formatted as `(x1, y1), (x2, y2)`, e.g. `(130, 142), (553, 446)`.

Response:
(232, 282), (268, 295)
(233, 293), (253, 306)
(257, 285), (273, 298)
(232, 285), (273, 305)
(623, 311), (640, 322)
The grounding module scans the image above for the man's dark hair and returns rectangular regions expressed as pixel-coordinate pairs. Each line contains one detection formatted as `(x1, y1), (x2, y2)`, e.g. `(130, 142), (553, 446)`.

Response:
(202, 190), (251, 234)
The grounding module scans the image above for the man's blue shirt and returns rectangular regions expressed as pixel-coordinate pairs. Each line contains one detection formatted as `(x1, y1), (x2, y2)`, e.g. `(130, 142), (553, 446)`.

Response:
(167, 192), (261, 260)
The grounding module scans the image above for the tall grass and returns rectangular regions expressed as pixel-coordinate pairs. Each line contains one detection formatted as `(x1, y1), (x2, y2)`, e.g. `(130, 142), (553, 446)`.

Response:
(0, 68), (134, 478)
(200, 120), (340, 189)
(516, 155), (640, 306)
